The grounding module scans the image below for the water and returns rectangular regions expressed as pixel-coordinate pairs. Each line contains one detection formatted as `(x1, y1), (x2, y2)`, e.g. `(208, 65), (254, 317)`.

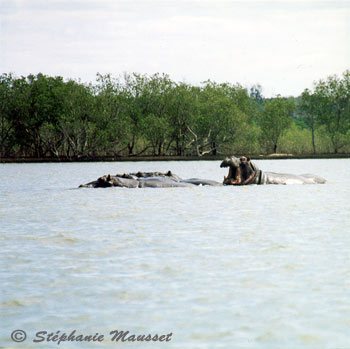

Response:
(1, 159), (350, 348)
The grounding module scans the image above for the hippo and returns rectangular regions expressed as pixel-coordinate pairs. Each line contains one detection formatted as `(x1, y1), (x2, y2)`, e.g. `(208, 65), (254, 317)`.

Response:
(79, 171), (222, 188)
(220, 156), (326, 185)
(79, 157), (326, 188)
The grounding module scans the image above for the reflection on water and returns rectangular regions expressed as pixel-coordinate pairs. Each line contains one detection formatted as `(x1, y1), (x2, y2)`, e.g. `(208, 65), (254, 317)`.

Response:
(1, 159), (350, 348)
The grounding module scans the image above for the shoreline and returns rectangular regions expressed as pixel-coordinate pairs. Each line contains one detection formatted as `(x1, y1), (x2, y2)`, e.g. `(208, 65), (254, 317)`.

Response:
(1, 153), (350, 163)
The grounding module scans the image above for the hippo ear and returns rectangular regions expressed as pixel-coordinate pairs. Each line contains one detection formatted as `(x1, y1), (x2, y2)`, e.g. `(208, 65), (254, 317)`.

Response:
(220, 160), (227, 168)
(230, 156), (240, 168)
(220, 157), (229, 167)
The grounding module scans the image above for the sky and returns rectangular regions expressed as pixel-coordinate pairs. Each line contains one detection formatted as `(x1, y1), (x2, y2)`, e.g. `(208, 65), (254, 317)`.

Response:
(0, 0), (349, 97)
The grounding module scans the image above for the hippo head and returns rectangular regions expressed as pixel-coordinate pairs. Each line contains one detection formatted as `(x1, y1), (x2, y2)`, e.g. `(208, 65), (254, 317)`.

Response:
(241, 156), (257, 173)
(221, 156), (242, 185)
(239, 156), (253, 177)
(220, 156), (240, 169)
(221, 155), (258, 185)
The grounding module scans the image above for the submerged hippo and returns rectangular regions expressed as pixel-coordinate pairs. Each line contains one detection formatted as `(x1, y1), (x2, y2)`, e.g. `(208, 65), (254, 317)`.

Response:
(220, 156), (326, 185)
(79, 171), (222, 188)
(79, 156), (326, 189)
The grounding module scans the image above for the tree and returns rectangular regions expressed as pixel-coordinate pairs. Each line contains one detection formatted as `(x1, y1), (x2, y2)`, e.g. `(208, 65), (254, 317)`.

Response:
(55, 80), (98, 158)
(0, 73), (16, 156)
(258, 95), (296, 153)
(249, 84), (264, 105)
(300, 89), (320, 153)
(119, 73), (148, 155)
(312, 71), (350, 153)
(185, 81), (254, 156)
(138, 73), (173, 155)
(27, 74), (68, 157)
(94, 73), (131, 156)
(167, 82), (199, 156)
(141, 114), (170, 155)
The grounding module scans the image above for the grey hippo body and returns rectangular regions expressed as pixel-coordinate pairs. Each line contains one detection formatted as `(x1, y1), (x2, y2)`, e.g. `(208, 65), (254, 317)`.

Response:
(220, 156), (326, 185)
(79, 171), (222, 188)
(79, 156), (326, 188)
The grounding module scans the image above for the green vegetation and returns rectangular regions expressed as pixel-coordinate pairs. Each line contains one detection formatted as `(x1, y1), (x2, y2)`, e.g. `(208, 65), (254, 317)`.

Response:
(1, 70), (350, 160)
(258, 95), (296, 153)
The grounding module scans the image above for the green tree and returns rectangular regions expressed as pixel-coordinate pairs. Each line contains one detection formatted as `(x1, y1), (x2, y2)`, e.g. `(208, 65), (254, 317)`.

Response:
(249, 84), (264, 105)
(138, 73), (173, 155)
(180, 82), (254, 156)
(0, 73), (16, 156)
(312, 71), (350, 153)
(94, 73), (131, 156)
(300, 89), (323, 154)
(119, 73), (148, 155)
(141, 114), (170, 155)
(27, 74), (67, 157)
(167, 83), (199, 156)
(258, 95), (296, 153)
(2, 75), (32, 156)
(56, 80), (98, 158)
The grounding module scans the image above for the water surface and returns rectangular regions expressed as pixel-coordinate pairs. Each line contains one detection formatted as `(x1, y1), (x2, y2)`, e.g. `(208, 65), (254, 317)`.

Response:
(1, 159), (349, 348)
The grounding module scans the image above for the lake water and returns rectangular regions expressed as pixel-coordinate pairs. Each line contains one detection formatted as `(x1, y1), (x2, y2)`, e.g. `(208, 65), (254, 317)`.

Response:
(1, 159), (350, 348)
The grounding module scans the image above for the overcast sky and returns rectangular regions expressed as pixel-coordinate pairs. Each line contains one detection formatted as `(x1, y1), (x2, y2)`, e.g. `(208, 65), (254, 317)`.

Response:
(0, 0), (349, 97)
